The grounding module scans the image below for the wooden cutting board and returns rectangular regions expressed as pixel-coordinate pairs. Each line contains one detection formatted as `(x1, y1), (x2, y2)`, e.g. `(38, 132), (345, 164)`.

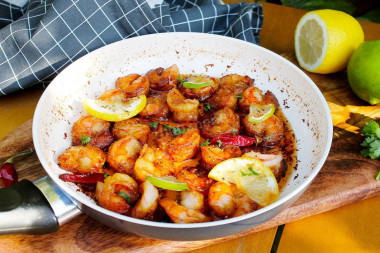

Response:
(0, 53), (380, 253)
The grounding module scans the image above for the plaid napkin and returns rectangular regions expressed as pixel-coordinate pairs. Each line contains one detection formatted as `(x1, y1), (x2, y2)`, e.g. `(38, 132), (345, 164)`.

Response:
(0, 0), (263, 96)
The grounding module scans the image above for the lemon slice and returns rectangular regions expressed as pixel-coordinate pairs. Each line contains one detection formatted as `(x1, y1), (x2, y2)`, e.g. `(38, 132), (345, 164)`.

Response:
(83, 95), (146, 122)
(208, 157), (279, 207)
(248, 104), (275, 123)
(146, 176), (189, 191)
(295, 9), (364, 74)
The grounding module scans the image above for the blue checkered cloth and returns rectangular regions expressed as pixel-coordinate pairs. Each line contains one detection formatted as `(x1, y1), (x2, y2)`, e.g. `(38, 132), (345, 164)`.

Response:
(0, 0), (263, 95)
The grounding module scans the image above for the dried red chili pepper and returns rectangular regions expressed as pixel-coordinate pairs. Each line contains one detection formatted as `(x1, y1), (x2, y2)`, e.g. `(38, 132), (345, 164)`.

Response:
(0, 149), (34, 187)
(59, 173), (105, 184)
(210, 134), (259, 147)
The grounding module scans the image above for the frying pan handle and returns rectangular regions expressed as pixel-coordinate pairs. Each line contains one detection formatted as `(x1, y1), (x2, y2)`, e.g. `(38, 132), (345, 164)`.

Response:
(0, 176), (81, 235)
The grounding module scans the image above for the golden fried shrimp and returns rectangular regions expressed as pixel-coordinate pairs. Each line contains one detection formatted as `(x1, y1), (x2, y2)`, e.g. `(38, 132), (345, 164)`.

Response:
(107, 136), (142, 175)
(115, 73), (150, 97)
(58, 145), (106, 174)
(134, 144), (176, 183)
(199, 107), (240, 139)
(167, 88), (199, 122)
(200, 145), (242, 170)
(231, 188), (258, 218)
(206, 89), (237, 110)
(243, 150), (285, 181)
(208, 182), (236, 218)
(97, 89), (126, 102)
(243, 114), (284, 146)
(158, 198), (211, 224)
(146, 64), (179, 91)
(95, 173), (139, 214)
(239, 86), (265, 114)
(112, 118), (150, 143)
(138, 94), (170, 120)
(157, 128), (200, 163)
(219, 74), (253, 96)
(180, 190), (205, 211)
(131, 180), (159, 220)
(71, 115), (114, 150)
(177, 168), (214, 193)
(178, 75), (219, 101)
(239, 87), (280, 114)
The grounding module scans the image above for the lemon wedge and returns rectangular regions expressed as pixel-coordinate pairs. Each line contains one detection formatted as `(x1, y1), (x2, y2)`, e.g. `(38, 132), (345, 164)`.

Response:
(83, 95), (146, 122)
(146, 176), (189, 191)
(248, 104), (275, 123)
(208, 157), (279, 207)
(295, 9), (364, 74)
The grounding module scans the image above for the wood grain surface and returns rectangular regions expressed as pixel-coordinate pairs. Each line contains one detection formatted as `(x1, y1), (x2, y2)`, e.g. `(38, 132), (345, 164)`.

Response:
(0, 51), (380, 252)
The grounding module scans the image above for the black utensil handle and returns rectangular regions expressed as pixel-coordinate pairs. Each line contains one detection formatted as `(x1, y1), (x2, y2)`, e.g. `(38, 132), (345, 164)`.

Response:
(0, 179), (58, 235)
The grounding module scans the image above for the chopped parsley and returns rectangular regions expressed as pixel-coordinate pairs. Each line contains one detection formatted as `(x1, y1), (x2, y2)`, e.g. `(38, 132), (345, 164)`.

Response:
(150, 121), (159, 129)
(163, 124), (171, 130)
(240, 166), (260, 177)
(117, 191), (131, 204)
(232, 128), (237, 136)
(177, 76), (187, 86)
(204, 103), (212, 112)
(200, 139), (210, 146)
(217, 139), (223, 148)
(236, 95), (243, 99)
(172, 127), (187, 136)
(81, 135), (91, 145)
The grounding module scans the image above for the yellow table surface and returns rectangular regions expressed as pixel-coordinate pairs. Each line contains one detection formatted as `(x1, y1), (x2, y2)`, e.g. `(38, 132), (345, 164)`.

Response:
(0, 1), (379, 252)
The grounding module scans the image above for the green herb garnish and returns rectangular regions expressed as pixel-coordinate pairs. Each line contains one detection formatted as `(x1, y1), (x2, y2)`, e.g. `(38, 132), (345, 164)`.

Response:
(236, 95), (243, 99)
(81, 135), (91, 145)
(163, 124), (171, 130)
(117, 191), (131, 204)
(172, 127), (187, 136)
(217, 139), (223, 148)
(200, 139), (210, 147)
(150, 122), (159, 128)
(232, 128), (236, 136)
(360, 120), (380, 180)
(204, 103), (211, 112)
(240, 166), (260, 177)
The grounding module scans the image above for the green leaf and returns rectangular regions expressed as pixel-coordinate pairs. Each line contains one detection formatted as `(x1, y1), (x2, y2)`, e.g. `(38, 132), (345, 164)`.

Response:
(200, 139), (210, 147)
(362, 121), (380, 136)
(150, 122), (159, 128)
(81, 135), (91, 145)
(172, 127), (187, 136)
(204, 103), (211, 112)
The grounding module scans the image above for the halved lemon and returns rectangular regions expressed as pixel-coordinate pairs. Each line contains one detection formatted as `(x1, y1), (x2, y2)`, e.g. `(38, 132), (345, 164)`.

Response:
(248, 103), (275, 123)
(146, 176), (189, 191)
(83, 95), (146, 122)
(208, 157), (279, 207)
(295, 9), (364, 74)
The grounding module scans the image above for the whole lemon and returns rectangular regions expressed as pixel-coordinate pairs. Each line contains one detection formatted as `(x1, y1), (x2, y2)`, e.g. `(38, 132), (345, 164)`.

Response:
(347, 40), (380, 105)
(295, 9), (364, 74)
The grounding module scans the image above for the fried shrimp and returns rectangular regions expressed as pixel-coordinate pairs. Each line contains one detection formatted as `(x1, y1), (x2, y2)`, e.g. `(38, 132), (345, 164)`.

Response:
(112, 118), (150, 143)
(97, 89), (126, 102)
(243, 114), (284, 146)
(177, 168), (214, 193)
(178, 75), (219, 101)
(146, 64), (179, 91)
(239, 86), (280, 114)
(219, 74), (253, 96)
(139, 94), (170, 120)
(158, 198), (211, 224)
(115, 73), (150, 98)
(206, 89), (237, 110)
(96, 173), (139, 214)
(231, 188), (258, 218)
(201, 145), (242, 170)
(71, 115), (114, 150)
(208, 182), (236, 218)
(134, 144), (176, 183)
(58, 145), (106, 174)
(167, 88), (199, 122)
(199, 107), (240, 139)
(107, 136), (142, 175)
(157, 127), (200, 162)
(131, 180), (159, 220)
